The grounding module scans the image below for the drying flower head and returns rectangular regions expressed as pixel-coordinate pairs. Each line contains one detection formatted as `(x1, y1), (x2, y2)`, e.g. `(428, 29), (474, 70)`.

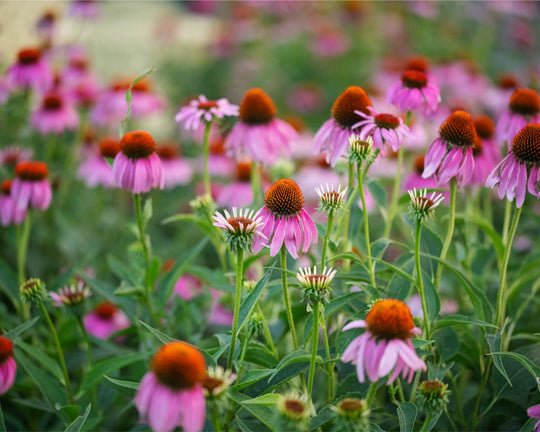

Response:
(341, 298), (426, 384)
(212, 207), (266, 252)
(496, 88), (540, 146)
(276, 391), (311, 431)
(253, 179), (318, 258)
(297, 266), (336, 308)
(408, 188), (444, 222)
(422, 110), (476, 186)
(349, 134), (374, 164)
(49, 280), (91, 307)
(0, 335), (16, 396)
(332, 398), (370, 432)
(135, 341), (206, 432)
(315, 183), (347, 214)
(20, 278), (45, 304)
(175, 94), (238, 131)
(486, 123), (540, 207)
(386, 69), (440, 115)
(11, 161), (52, 212)
(417, 379), (450, 415)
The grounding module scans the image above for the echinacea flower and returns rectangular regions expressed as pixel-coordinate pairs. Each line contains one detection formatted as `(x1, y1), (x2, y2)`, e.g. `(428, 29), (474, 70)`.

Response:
(253, 179), (318, 258)
(212, 207), (266, 252)
(113, 130), (164, 193)
(203, 366), (236, 399)
(417, 380), (450, 415)
(6, 47), (53, 92)
(20, 278), (45, 304)
(349, 134), (375, 164)
(0, 335), (16, 395)
(332, 398), (369, 431)
(68, 0), (101, 19)
(408, 188), (444, 222)
(353, 107), (413, 154)
(11, 161), (52, 212)
(341, 298), (426, 384)
(315, 183), (347, 214)
(175, 94), (238, 131)
(276, 391), (311, 430)
(527, 404), (540, 432)
(156, 142), (193, 189)
(135, 341), (206, 432)
(486, 123), (540, 208)
(297, 266), (336, 308)
(386, 70), (440, 115)
(83, 301), (130, 339)
(422, 110), (476, 186)
(31, 91), (79, 135)
(0, 146), (33, 168)
(496, 88), (540, 147)
(404, 155), (446, 196)
(471, 115), (501, 185)
(0, 180), (27, 226)
(77, 137), (120, 188)
(216, 160), (254, 208)
(225, 88), (298, 165)
(49, 280), (91, 307)
(314, 86), (372, 167)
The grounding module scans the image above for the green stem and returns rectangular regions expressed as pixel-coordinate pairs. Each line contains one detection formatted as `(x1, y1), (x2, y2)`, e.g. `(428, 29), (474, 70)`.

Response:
(281, 246), (298, 350)
(366, 381), (378, 406)
(0, 400), (6, 432)
(494, 205), (522, 328)
(210, 402), (222, 432)
(321, 316), (335, 403)
(434, 178), (456, 292)
(228, 247), (244, 369)
(38, 300), (74, 404)
(320, 211), (334, 269)
(501, 199), (512, 246)
(307, 302), (320, 400)
(415, 221), (431, 340)
(76, 316), (98, 413)
(358, 163), (376, 290)
(256, 303), (276, 356)
(383, 145), (404, 238)
(250, 161), (262, 205)
(419, 412), (434, 432)
(237, 330), (253, 379)
(133, 193), (149, 268)
(202, 120), (212, 198)
(16, 211), (32, 289)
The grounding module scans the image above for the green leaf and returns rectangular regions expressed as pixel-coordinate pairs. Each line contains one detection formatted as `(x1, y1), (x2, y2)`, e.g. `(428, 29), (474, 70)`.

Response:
(309, 406), (337, 431)
(142, 196), (153, 227)
(15, 340), (64, 383)
(145, 257), (162, 290)
(229, 391), (278, 431)
(238, 265), (274, 332)
(0, 258), (18, 308)
(103, 375), (139, 391)
(435, 314), (498, 330)
(6, 316), (40, 339)
(233, 369), (274, 391)
(367, 179), (388, 209)
(241, 393), (280, 406)
(120, 67), (156, 136)
(139, 320), (176, 344)
(269, 350), (312, 381)
(487, 351), (540, 390)
(77, 351), (150, 398)
(397, 402), (417, 432)
(455, 212), (504, 264)
(64, 404), (91, 432)
(107, 254), (140, 286)
(423, 271), (440, 321)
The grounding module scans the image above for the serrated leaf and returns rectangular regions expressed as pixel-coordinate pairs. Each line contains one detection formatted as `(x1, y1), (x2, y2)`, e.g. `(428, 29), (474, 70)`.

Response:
(139, 320), (176, 344)
(64, 403), (91, 432)
(6, 316), (40, 339)
(238, 265), (274, 332)
(397, 402), (417, 432)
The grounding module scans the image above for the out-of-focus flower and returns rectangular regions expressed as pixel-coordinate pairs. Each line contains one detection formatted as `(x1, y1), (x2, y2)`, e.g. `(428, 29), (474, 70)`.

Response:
(135, 341), (206, 432)
(0, 335), (16, 395)
(225, 88), (298, 165)
(20, 278), (45, 304)
(276, 391), (311, 432)
(314, 86), (372, 167)
(470, 116), (500, 186)
(484, 73), (519, 118)
(496, 88), (540, 147)
(286, 83), (323, 114)
(175, 94), (238, 132)
(49, 280), (91, 307)
(341, 298), (427, 384)
(216, 160), (254, 208)
(0, 146), (33, 168)
(203, 366), (236, 399)
(0, 180), (27, 226)
(31, 90), (79, 135)
(254, 179), (318, 258)
(7, 47), (53, 92)
(83, 301), (130, 339)
(422, 110), (476, 186)
(36, 10), (57, 41)
(310, 23), (350, 58)
(417, 380), (450, 415)
(113, 131), (164, 193)
(486, 123), (540, 208)
(386, 70), (440, 116)
(332, 398), (370, 431)
(212, 207), (267, 252)
(156, 142), (193, 189)
(404, 155), (447, 198)
(408, 188), (444, 223)
(77, 137), (119, 188)
(527, 404), (540, 432)
(68, 0), (101, 20)
(293, 157), (341, 208)
(11, 161), (52, 212)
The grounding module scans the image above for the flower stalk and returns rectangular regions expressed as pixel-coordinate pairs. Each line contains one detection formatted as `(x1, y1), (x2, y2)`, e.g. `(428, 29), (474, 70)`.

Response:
(281, 246), (298, 350)
(415, 220), (431, 340)
(307, 302), (320, 399)
(202, 120), (212, 198)
(228, 247), (244, 369)
(434, 178), (456, 292)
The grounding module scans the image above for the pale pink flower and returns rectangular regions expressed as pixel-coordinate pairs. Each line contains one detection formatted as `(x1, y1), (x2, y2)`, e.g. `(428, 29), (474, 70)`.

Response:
(0, 336), (16, 395)
(175, 94), (238, 132)
(31, 91), (79, 135)
(6, 47), (53, 92)
(386, 70), (440, 116)
(496, 88), (540, 147)
(11, 161), (52, 212)
(83, 301), (130, 339)
(0, 146), (33, 168)
(77, 137), (119, 188)
(156, 143), (193, 189)
(0, 180), (27, 226)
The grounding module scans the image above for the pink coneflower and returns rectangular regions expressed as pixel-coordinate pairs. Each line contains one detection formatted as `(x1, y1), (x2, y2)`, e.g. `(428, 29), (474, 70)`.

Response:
(135, 341), (206, 432)
(486, 123), (540, 208)
(386, 69), (440, 115)
(61, 49), (100, 106)
(310, 24), (350, 58)
(253, 178), (317, 258)
(422, 110), (476, 186)
(36, 10), (57, 41)
(213, 207), (267, 252)
(527, 404), (540, 432)
(225, 88), (298, 165)
(0, 336), (16, 395)
(496, 88), (540, 147)
(0, 146), (33, 168)
(341, 298), (426, 384)
(31, 91), (79, 135)
(0, 180), (27, 226)
(471, 116), (500, 186)
(404, 155), (446, 196)
(6, 47), (53, 92)
(50, 280), (91, 307)
(353, 107), (413, 154)
(77, 137), (119, 188)
(314, 86), (372, 167)
(11, 161), (52, 212)
(175, 94), (238, 131)
(173, 273), (203, 301)
(484, 73), (519, 117)
(216, 160), (254, 208)
(113, 131), (164, 193)
(156, 142), (193, 189)
(68, 0), (101, 20)
(83, 301), (130, 339)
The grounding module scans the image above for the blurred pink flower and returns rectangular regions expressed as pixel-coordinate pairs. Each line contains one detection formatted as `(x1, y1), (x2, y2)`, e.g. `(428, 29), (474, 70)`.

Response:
(0, 180), (27, 226)
(11, 161), (52, 212)
(496, 88), (540, 147)
(386, 70), (440, 116)
(7, 47), (53, 92)
(31, 91), (79, 135)
(83, 301), (130, 339)
(156, 143), (193, 189)
(77, 137), (119, 188)
(0, 335), (16, 395)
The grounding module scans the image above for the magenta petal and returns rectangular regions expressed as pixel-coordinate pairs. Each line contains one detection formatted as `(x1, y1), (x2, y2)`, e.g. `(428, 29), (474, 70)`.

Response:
(177, 384), (206, 432)
(269, 217), (287, 257)
(148, 385), (183, 432)
(378, 340), (399, 378)
(515, 162), (528, 208)
(342, 320), (367, 331)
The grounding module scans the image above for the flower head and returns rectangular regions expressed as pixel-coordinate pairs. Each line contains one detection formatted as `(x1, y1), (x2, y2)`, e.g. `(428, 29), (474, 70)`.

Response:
(341, 298), (426, 384)
(212, 207), (267, 252)
(0, 179), (27, 226)
(496, 88), (540, 146)
(50, 280), (91, 307)
(422, 110), (476, 186)
(156, 142), (193, 189)
(0, 146), (33, 167)
(349, 134), (374, 164)
(297, 266), (336, 308)
(254, 179), (318, 258)
(83, 301), (130, 339)
(135, 341), (206, 432)
(314, 86), (372, 166)
(527, 404), (540, 432)
(31, 91), (79, 135)
(203, 366), (236, 399)
(113, 130), (164, 193)
(408, 188), (444, 222)
(276, 391), (311, 431)
(0, 335), (16, 395)
(11, 161), (52, 211)
(7, 47), (53, 92)
(386, 69), (441, 115)
(332, 398), (370, 431)
(225, 88), (298, 165)
(315, 183), (347, 214)
(175, 94), (238, 131)
(486, 123), (540, 207)
(417, 380), (450, 415)
(20, 278), (45, 304)
(77, 137), (119, 188)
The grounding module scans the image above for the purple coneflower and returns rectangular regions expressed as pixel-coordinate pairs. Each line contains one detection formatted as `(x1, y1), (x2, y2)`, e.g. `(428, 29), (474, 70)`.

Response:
(496, 88), (540, 147)
(253, 179), (317, 258)
(486, 123), (540, 208)
(314, 86), (372, 167)
(404, 155), (446, 197)
(175, 94), (238, 131)
(11, 161), (52, 212)
(77, 137), (119, 188)
(0, 336), (16, 395)
(135, 341), (206, 432)
(386, 69), (440, 115)
(31, 91), (79, 135)
(7, 47), (53, 92)
(527, 404), (540, 432)
(113, 130), (164, 193)
(156, 142), (193, 189)
(408, 188), (444, 222)
(341, 298), (426, 384)
(225, 88), (298, 165)
(68, 0), (101, 20)
(0, 146), (33, 168)
(0, 180), (27, 226)
(422, 110), (476, 186)
(216, 160), (254, 208)
(83, 301), (130, 339)
(50, 280), (91, 307)
(470, 116), (500, 186)
(353, 107), (413, 154)
(212, 207), (266, 252)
